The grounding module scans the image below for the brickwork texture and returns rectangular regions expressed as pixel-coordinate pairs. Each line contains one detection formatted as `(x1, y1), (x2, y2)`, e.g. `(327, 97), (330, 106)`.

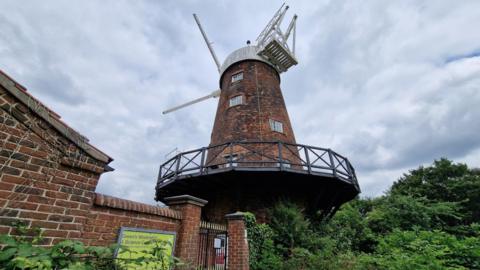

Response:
(212, 60), (296, 145)
(0, 69), (249, 269)
(207, 60), (301, 171)
(0, 75), (110, 245)
(226, 212), (250, 270)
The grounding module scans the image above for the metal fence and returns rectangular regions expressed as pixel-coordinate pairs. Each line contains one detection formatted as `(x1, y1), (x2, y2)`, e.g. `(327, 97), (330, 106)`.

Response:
(196, 221), (228, 270)
(157, 141), (359, 189)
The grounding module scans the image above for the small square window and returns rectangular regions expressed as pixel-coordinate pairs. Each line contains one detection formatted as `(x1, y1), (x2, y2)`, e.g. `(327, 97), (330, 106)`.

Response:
(223, 154), (238, 167)
(231, 72), (243, 83)
(269, 119), (284, 133)
(229, 95), (243, 107)
(277, 160), (291, 168)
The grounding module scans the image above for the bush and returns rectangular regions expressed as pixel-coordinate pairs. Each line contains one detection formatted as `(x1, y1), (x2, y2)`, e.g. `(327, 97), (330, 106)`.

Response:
(245, 212), (282, 270)
(358, 229), (480, 270)
(269, 201), (312, 256)
(0, 222), (181, 270)
(0, 234), (118, 270)
(245, 159), (480, 269)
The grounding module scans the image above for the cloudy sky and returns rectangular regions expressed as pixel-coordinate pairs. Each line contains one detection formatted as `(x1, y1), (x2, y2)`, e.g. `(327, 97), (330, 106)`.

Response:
(1, 0), (479, 204)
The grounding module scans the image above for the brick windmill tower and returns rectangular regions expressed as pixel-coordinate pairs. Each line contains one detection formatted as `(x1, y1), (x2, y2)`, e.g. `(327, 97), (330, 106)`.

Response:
(157, 5), (360, 222)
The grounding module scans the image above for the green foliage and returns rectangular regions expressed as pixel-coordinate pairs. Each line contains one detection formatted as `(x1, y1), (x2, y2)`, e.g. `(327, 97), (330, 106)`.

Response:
(317, 201), (376, 253)
(391, 158), (480, 224)
(244, 212), (282, 270)
(0, 234), (118, 270)
(269, 201), (312, 256)
(117, 239), (183, 270)
(358, 229), (480, 270)
(365, 195), (462, 234)
(281, 248), (321, 270)
(0, 222), (181, 270)
(247, 159), (480, 270)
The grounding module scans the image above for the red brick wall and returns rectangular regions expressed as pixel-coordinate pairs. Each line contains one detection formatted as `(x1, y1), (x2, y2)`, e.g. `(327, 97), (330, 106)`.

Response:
(226, 213), (249, 270)
(211, 60), (296, 146)
(166, 196), (206, 267)
(0, 84), (108, 245)
(83, 193), (182, 246)
(206, 60), (300, 169)
(0, 72), (249, 267)
(0, 79), (184, 249)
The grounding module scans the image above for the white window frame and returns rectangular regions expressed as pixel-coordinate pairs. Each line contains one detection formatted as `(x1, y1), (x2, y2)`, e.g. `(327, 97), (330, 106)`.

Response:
(277, 160), (291, 168)
(229, 95), (243, 107)
(269, 119), (284, 133)
(231, 72), (243, 83)
(223, 154), (239, 167)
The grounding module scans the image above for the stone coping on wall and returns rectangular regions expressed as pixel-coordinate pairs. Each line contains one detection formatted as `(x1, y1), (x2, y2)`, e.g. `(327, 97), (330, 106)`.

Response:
(94, 193), (182, 220)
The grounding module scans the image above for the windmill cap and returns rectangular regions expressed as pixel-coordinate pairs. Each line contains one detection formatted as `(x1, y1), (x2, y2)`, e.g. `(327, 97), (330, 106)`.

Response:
(219, 46), (279, 86)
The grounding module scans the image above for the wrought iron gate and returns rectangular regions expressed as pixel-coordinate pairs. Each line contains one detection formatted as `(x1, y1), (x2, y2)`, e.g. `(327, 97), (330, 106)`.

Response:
(197, 221), (228, 269)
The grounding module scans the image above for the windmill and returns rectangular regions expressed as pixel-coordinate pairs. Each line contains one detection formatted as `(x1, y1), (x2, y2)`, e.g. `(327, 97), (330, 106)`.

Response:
(162, 4), (297, 115)
(156, 4), (360, 223)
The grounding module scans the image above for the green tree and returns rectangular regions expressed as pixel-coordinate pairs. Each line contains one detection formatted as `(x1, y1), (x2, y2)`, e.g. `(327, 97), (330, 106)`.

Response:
(241, 159), (480, 269)
(390, 158), (480, 224)
(316, 200), (376, 253)
(358, 229), (480, 270)
(244, 212), (282, 270)
(269, 201), (312, 257)
(366, 195), (462, 234)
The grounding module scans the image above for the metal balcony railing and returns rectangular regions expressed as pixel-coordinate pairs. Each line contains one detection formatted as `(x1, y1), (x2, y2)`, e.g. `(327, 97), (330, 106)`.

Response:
(157, 141), (359, 190)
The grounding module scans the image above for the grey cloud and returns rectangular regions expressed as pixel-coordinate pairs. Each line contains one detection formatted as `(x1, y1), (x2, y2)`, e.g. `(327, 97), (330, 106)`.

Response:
(0, 9), (86, 105)
(25, 68), (86, 105)
(1, 0), (479, 201)
(446, 50), (480, 64)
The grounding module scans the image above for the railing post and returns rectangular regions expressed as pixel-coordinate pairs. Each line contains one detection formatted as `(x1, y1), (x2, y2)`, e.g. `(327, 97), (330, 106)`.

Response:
(229, 142), (234, 167)
(175, 154), (181, 176)
(304, 146), (311, 174)
(345, 158), (351, 179)
(278, 142), (283, 169)
(200, 147), (206, 174)
(328, 149), (336, 177)
(157, 164), (163, 182)
(346, 159), (357, 187)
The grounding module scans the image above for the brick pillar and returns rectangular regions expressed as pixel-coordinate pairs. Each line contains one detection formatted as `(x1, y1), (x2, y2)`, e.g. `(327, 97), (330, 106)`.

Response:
(225, 212), (249, 270)
(164, 195), (207, 268)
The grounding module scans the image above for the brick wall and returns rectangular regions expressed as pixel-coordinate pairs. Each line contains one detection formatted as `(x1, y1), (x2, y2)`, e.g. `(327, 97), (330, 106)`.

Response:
(0, 77), (111, 245)
(165, 195), (207, 267)
(0, 70), (249, 269)
(0, 73), (186, 247)
(207, 60), (300, 169)
(226, 212), (249, 270)
(211, 60), (296, 146)
(83, 193), (182, 246)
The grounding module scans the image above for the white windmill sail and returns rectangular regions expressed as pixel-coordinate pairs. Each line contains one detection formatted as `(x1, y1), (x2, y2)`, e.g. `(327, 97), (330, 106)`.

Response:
(256, 4), (298, 73)
(162, 4), (298, 114)
(162, 90), (220, 114)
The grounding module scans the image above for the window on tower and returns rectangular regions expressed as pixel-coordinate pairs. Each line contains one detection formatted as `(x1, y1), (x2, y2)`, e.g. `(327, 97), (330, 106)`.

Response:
(231, 72), (243, 83)
(223, 153), (238, 167)
(229, 95), (243, 107)
(269, 119), (284, 133)
(277, 159), (291, 168)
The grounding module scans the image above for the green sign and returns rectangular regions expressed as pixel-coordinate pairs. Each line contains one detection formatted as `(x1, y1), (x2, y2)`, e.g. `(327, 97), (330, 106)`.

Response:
(115, 227), (176, 270)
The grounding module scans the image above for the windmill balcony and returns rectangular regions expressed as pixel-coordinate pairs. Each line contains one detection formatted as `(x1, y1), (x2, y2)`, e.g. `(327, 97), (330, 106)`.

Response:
(155, 141), (360, 203)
